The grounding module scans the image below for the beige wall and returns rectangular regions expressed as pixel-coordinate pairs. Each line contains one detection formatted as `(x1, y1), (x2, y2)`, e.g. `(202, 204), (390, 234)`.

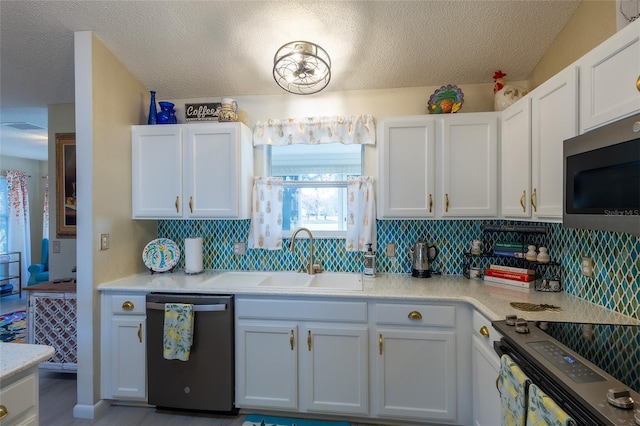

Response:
(74, 31), (156, 417)
(90, 35), (157, 284)
(47, 103), (77, 280)
(528, 0), (616, 89)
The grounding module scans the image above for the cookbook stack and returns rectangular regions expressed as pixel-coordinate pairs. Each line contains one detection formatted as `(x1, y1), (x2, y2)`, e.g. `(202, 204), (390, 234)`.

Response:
(483, 264), (536, 289)
(492, 241), (527, 258)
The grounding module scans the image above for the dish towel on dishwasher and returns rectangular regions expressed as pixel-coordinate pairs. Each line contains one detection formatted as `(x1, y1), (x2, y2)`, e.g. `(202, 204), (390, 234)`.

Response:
(498, 354), (531, 426)
(163, 303), (194, 361)
(526, 383), (576, 426)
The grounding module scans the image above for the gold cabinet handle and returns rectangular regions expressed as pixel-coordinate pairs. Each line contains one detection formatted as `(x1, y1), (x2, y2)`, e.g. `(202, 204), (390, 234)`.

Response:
(137, 323), (142, 343)
(379, 333), (383, 355)
(520, 190), (526, 212)
(445, 193), (449, 212)
(636, 75), (640, 92)
(0, 405), (7, 420)
(307, 330), (312, 351)
(429, 193), (433, 213)
(189, 196), (193, 213)
(496, 376), (501, 396)
(531, 188), (537, 212)
(408, 311), (423, 320)
(122, 301), (134, 311)
(479, 325), (490, 338)
(290, 330), (295, 351)
(175, 196), (180, 213)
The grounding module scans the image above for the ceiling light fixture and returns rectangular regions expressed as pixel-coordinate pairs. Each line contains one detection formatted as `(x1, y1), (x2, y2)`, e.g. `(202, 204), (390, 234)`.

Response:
(273, 41), (331, 95)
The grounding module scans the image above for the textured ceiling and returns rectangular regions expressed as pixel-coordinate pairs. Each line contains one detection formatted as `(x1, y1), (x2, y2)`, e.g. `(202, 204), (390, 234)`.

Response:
(0, 0), (581, 160)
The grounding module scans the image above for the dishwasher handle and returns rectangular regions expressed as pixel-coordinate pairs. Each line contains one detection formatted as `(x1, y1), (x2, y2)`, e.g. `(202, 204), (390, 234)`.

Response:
(146, 302), (227, 312)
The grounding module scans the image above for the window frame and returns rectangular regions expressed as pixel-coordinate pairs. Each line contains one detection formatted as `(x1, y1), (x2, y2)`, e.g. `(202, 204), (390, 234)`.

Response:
(266, 144), (364, 238)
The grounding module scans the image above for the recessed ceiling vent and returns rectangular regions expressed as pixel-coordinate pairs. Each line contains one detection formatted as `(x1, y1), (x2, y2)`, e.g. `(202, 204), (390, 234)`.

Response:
(1, 122), (45, 130)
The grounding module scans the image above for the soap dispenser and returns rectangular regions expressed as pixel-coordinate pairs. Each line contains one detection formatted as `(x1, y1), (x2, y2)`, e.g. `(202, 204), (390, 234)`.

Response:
(364, 244), (376, 277)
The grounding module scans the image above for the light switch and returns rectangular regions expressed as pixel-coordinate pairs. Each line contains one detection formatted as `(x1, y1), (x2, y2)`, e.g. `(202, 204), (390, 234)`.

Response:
(52, 240), (61, 253)
(100, 233), (110, 250)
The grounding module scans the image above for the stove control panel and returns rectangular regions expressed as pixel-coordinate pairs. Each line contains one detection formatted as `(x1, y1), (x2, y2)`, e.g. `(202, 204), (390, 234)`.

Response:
(527, 340), (606, 384)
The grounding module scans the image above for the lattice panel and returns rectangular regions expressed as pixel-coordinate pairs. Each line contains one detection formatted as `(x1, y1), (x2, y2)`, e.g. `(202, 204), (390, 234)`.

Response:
(31, 294), (77, 366)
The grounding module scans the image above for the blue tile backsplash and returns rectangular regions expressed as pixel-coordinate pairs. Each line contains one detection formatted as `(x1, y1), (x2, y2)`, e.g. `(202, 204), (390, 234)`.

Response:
(158, 218), (639, 320)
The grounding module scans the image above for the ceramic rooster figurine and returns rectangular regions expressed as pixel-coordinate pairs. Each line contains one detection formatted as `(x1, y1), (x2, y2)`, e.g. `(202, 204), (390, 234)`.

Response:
(493, 70), (528, 111)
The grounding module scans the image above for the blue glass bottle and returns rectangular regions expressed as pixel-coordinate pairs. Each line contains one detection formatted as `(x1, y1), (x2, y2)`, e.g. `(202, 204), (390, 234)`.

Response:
(148, 91), (157, 125)
(157, 101), (177, 124)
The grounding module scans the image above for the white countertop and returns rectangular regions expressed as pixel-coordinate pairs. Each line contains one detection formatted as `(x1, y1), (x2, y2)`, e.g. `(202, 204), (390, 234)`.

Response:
(98, 270), (640, 325)
(0, 343), (55, 380)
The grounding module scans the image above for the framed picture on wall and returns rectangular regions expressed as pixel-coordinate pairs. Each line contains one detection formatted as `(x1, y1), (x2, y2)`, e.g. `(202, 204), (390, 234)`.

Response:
(56, 133), (76, 238)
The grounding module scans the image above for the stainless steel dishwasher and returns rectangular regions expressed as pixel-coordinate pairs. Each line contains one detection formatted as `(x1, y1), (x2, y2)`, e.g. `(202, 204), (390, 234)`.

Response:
(146, 293), (236, 414)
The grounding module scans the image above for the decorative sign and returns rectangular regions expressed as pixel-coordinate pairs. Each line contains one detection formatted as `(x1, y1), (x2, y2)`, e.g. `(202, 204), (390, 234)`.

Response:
(184, 102), (221, 122)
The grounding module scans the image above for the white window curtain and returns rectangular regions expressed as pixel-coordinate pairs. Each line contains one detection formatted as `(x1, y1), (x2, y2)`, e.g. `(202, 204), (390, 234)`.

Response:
(253, 114), (375, 146)
(6, 171), (31, 288)
(43, 175), (49, 238)
(346, 176), (376, 252)
(248, 177), (284, 250)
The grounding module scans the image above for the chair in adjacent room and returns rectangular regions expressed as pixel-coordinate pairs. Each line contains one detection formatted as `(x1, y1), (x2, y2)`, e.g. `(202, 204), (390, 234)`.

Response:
(27, 238), (49, 285)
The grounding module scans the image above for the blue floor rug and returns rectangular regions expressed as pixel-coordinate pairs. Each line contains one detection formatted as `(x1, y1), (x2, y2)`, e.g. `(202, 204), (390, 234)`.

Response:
(0, 310), (26, 343)
(243, 414), (350, 426)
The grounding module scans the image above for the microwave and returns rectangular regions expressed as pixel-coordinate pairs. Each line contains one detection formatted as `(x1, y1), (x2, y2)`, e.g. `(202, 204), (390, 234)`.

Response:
(563, 113), (640, 235)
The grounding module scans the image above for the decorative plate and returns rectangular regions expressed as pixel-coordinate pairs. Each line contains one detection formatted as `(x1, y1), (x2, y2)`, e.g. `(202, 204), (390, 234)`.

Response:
(427, 84), (464, 114)
(142, 238), (180, 272)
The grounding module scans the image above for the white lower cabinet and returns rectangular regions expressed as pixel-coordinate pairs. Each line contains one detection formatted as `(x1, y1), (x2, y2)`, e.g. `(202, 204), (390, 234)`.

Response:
(372, 302), (459, 423)
(101, 293), (147, 401)
(235, 298), (369, 415)
(471, 310), (501, 426)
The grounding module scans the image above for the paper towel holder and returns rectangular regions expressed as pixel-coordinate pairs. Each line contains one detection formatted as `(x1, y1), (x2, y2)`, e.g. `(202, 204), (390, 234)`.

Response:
(184, 237), (204, 274)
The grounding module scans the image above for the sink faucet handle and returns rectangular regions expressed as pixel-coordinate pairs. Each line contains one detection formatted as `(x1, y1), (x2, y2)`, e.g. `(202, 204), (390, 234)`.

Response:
(312, 264), (323, 274)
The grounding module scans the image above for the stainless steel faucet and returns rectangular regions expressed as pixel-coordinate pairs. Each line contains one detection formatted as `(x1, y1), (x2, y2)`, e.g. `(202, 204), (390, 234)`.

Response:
(289, 227), (323, 275)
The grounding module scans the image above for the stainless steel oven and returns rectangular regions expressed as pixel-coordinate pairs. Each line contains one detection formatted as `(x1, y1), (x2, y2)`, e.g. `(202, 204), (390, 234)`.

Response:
(493, 319), (640, 425)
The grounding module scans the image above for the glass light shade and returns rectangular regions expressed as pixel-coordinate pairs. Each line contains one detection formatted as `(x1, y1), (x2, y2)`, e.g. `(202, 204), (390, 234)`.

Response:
(273, 41), (331, 95)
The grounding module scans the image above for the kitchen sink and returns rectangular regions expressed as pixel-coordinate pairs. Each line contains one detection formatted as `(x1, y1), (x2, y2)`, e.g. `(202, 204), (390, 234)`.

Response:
(308, 272), (363, 291)
(257, 272), (313, 287)
(203, 271), (363, 291)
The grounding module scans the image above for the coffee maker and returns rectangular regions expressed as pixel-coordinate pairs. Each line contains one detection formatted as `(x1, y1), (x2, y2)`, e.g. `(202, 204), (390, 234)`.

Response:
(409, 239), (439, 278)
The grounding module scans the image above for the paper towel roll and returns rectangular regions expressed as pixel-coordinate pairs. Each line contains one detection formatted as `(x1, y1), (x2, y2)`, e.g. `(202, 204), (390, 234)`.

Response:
(184, 237), (203, 274)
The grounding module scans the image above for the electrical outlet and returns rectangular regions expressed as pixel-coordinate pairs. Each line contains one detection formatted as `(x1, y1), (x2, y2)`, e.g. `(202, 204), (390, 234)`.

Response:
(52, 240), (61, 253)
(100, 233), (110, 250)
(233, 242), (246, 255)
(386, 242), (396, 257)
(581, 256), (593, 277)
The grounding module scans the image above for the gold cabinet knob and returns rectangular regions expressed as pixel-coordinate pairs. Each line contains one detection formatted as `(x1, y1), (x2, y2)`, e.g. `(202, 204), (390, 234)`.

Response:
(479, 325), (490, 338)
(636, 75), (640, 92)
(0, 405), (8, 420)
(122, 301), (134, 311)
(408, 310), (423, 320)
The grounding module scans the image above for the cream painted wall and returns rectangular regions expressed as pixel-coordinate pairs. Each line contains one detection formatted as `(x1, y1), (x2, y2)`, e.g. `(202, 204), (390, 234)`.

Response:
(73, 31), (156, 419)
(528, 1), (616, 89)
(0, 154), (47, 283)
(90, 34), (157, 284)
(47, 103), (77, 281)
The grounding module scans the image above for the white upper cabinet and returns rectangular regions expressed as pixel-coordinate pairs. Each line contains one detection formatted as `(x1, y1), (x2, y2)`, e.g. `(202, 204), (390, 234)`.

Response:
(377, 116), (436, 218)
(377, 113), (498, 219)
(531, 66), (578, 220)
(132, 125), (183, 218)
(500, 98), (532, 218)
(579, 19), (640, 133)
(438, 112), (499, 217)
(132, 122), (253, 219)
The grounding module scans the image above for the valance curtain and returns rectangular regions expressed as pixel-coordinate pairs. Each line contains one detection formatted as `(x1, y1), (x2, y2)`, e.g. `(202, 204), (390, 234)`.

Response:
(247, 177), (284, 250)
(253, 114), (375, 146)
(7, 171), (31, 288)
(346, 176), (376, 252)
